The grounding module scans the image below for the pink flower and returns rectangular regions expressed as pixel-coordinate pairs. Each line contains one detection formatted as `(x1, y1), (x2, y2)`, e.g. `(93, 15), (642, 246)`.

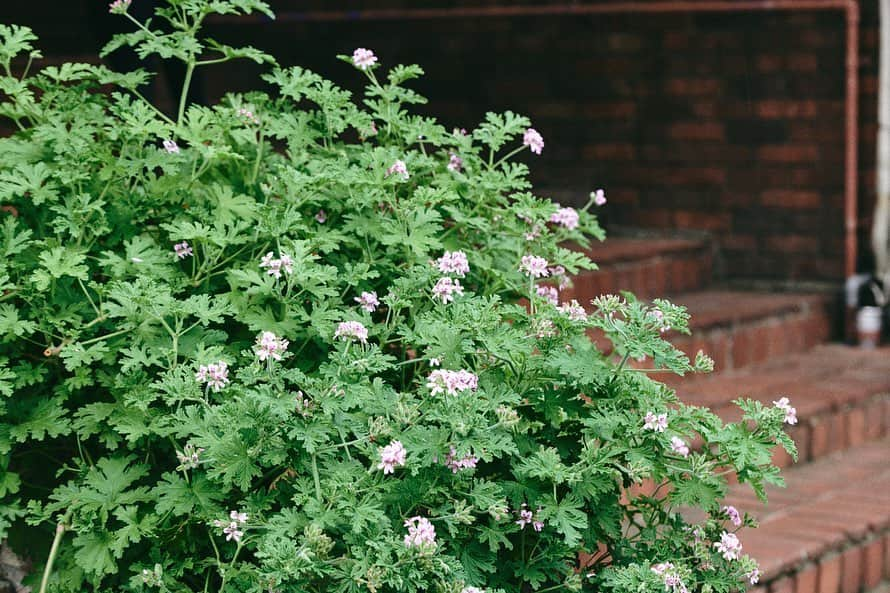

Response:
(254, 331), (289, 362)
(259, 252), (294, 279)
(175, 444), (203, 470)
(355, 291), (380, 312)
(444, 446), (479, 473)
(237, 107), (259, 124)
(432, 277), (464, 303)
(748, 568), (761, 585)
(427, 369), (479, 396)
(334, 321), (369, 343)
(650, 309), (671, 333)
(714, 531), (742, 561)
(213, 510), (247, 542)
(519, 255), (550, 278)
(195, 361), (229, 392)
(173, 241), (193, 260)
(670, 436), (690, 458)
(377, 440), (407, 474)
(523, 128), (544, 155)
(516, 504), (545, 531)
(643, 411), (668, 432)
(435, 251), (470, 277)
(447, 153), (463, 172)
(315, 209), (327, 223)
(162, 139), (179, 153)
(536, 285), (559, 305)
(108, 0), (131, 13)
(773, 396), (798, 425)
(723, 505), (742, 527)
(403, 516), (436, 549)
(386, 160), (409, 180)
(558, 300), (587, 322)
(592, 189), (607, 206)
(352, 48), (378, 70)
(229, 510), (248, 524)
(550, 206), (579, 230)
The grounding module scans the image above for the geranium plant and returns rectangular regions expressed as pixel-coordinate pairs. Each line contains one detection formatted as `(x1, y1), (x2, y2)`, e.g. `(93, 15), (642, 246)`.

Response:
(0, 2), (796, 592)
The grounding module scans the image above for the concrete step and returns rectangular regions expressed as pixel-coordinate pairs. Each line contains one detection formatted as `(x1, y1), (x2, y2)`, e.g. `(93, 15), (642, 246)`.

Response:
(680, 344), (890, 467)
(732, 438), (890, 593)
(563, 235), (713, 301)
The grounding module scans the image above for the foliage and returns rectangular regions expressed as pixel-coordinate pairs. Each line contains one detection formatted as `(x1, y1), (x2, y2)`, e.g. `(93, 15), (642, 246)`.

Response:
(0, 3), (792, 592)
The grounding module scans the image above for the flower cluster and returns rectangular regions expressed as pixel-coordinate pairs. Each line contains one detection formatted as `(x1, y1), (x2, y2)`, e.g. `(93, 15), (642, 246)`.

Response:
(432, 277), (464, 303)
(435, 250), (470, 277)
(722, 505), (742, 527)
(523, 128), (544, 155)
(214, 510), (248, 543)
(355, 291), (380, 312)
(315, 209), (327, 223)
(195, 361), (229, 392)
(108, 0), (131, 13)
(516, 504), (544, 532)
(175, 444), (204, 471)
(173, 241), (193, 260)
(670, 436), (690, 458)
(427, 369), (479, 396)
(651, 562), (688, 593)
(334, 321), (369, 344)
(254, 331), (289, 362)
(713, 531), (742, 561)
(643, 411), (668, 432)
(141, 565), (163, 587)
(549, 206), (579, 230)
(444, 446), (479, 473)
(773, 396), (798, 425)
(403, 516), (436, 549)
(352, 48), (377, 70)
(557, 300), (587, 321)
(259, 251), (294, 279)
(592, 188), (607, 206)
(650, 309), (671, 333)
(386, 160), (409, 180)
(448, 153), (463, 172)
(162, 139), (179, 153)
(535, 285), (558, 305)
(377, 440), (407, 474)
(519, 255), (549, 278)
(237, 107), (259, 124)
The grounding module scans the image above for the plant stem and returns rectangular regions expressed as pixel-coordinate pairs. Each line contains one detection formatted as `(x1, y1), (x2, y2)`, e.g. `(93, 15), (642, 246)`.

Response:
(177, 61), (196, 126)
(39, 508), (73, 593)
(311, 453), (322, 501)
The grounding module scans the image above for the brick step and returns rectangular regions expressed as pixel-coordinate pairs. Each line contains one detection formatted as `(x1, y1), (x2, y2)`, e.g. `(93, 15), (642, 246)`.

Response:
(681, 345), (890, 467)
(730, 438), (890, 593)
(563, 235), (713, 302)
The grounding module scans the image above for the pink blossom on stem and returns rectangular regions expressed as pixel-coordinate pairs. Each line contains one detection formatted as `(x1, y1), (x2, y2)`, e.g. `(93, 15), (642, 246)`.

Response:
(558, 300), (587, 322)
(773, 396), (798, 425)
(195, 362), (229, 392)
(352, 48), (378, 70)
(723, 505), (742, 527)
(377, 440), (407, 474)
(386, 160), (409, 180)
(162, 139), (179, 153)
(109, 0), (131, 13)
(315, 209), (327, 223)
(432, 277), (464, 303)
(550, 206), (580, 230)
(259, 251), (294, 279)
(334, 321), (369, 344)
(643, 411), (668, 432)
(444, 446), (479, 473)
(237, 108), (259, 124)
(435, 251), (470, 277)
(448, 153), (463, 172)
(748, 568), (761, 585)
(670, 436), (690, 458)
(523, 128), (544, 155)
(254, 331), (289, 362)
(173, 241), (193, 260)
(536, 285), (559, 305)
(592, 188), (607, 206)
(650, 309), (671, 333)
(427, 369), (479, 396)
(403, 516), (436, 549)
(519, 255), (550, 278)
(355, 291), (380, 312)
(714, 531), (742, 561)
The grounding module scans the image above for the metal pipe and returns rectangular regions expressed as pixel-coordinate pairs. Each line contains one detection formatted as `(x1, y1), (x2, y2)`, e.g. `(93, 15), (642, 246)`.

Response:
(219, 0), (862, 278)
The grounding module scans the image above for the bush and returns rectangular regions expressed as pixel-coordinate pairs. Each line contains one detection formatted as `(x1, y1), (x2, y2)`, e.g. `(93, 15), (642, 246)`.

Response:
(0, 2), (796, 592)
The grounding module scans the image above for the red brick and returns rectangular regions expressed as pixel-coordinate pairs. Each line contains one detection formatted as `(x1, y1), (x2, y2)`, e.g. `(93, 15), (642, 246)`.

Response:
(884, 532), (890, 580)
(863, 538), (884, 589)
(758, 145), (820, 163)
(796, 563), (819, 593)
(756, 100), (818, 119)
(668, 122), (725, 141)
(840, 547), (862, 593)
(818, 553), (842, 593)
(788, 53), (820, 71)
(863, 398), (886, 441)
(809, 417), (830, 463)
(846, 407), (866, 447)
(665, 78), (722, 95)
(770, 575), (795, 593)
(761, 190), (822, 209)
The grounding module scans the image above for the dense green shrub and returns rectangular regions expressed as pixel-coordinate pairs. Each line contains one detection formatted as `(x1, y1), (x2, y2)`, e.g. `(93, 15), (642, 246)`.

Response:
(0, 2), (795, 592)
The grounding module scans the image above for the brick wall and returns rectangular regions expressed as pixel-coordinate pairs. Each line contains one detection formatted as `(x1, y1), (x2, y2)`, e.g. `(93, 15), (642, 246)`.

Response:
(3, 1), (881, 283)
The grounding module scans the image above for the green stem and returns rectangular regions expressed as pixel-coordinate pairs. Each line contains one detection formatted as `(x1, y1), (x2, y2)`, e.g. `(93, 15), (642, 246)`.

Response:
(39, 508), (74, 593)
(177, 61), (196, 126)
(311, 453), (322, 502)
(218, 540), (243, 593)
